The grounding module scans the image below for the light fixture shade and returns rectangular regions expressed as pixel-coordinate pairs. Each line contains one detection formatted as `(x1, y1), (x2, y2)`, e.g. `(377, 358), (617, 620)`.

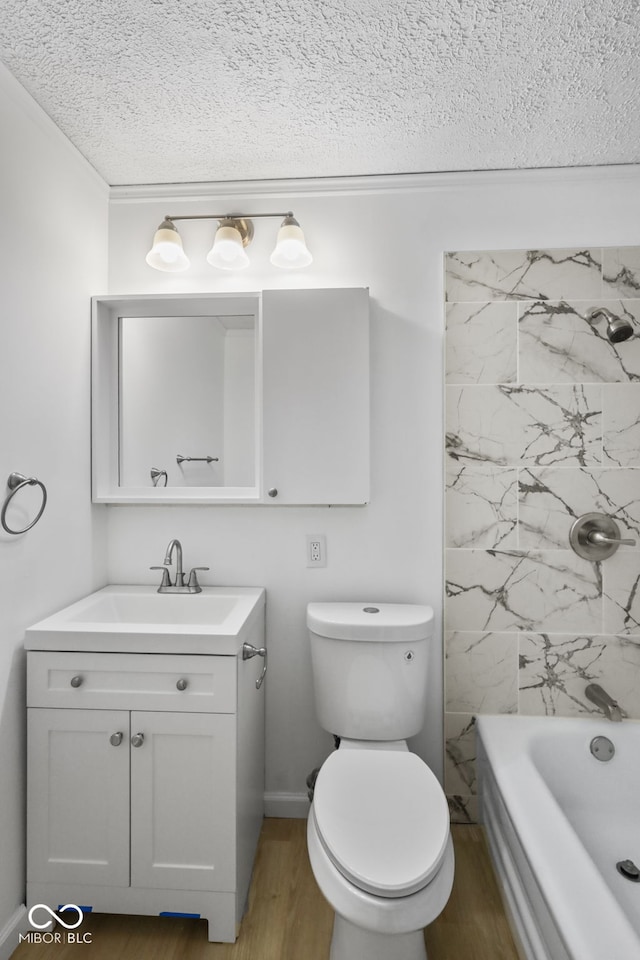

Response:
(270, 216), (313, 269)
(145, 219), (190, 272)
(206, 222), (250, 270)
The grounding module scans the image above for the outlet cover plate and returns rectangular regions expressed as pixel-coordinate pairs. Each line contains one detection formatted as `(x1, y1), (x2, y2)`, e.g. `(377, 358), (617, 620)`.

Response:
(306, 534), (326, 568)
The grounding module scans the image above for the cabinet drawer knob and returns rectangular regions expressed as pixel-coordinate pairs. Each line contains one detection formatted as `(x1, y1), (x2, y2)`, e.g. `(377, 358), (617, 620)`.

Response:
(176, 678), (189, 691)
(131, 733), (145, 748)
(70, 675), (83, 688)
(109, 732), (124, 746)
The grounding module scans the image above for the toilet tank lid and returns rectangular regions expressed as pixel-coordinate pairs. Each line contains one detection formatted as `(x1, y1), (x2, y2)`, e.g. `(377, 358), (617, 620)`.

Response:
(307, 602), (434, 641)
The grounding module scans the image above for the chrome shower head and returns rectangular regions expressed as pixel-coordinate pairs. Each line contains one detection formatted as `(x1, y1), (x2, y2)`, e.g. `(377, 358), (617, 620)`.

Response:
(587, 307), (634, 344)
(607, 315), (634, 343)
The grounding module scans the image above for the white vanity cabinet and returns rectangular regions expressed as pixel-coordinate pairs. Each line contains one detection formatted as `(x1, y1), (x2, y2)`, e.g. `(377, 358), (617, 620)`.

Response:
(26, 641), (265, 942)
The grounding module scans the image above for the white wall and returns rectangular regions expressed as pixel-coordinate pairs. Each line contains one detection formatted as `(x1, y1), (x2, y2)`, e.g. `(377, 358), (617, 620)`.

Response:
(107, 167), (640, 814)
(0, 64), (108, 950)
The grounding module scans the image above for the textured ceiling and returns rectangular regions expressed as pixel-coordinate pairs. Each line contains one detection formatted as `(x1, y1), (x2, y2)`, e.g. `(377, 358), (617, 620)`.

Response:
(1, 0), (639, 186)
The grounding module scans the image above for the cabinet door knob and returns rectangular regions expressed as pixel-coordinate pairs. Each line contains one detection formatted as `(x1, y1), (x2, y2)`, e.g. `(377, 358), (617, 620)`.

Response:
(131, 733), (145, 748)
(176, 678), (189, 691)
(267, 487), (278, 498)
(109, 732), (124, 746)
(70, 675), (83, 688)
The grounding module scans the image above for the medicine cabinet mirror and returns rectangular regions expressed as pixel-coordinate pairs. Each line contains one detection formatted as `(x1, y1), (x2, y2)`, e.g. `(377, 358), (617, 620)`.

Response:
(92, 288), (369, 505)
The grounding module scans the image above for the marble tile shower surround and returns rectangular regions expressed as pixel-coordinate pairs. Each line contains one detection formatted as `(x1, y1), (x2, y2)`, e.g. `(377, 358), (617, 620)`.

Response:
(443, 245), (640, 824)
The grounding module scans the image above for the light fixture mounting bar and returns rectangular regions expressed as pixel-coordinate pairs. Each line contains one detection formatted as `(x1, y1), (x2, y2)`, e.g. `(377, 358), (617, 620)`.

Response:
(164, 211), (294, 223)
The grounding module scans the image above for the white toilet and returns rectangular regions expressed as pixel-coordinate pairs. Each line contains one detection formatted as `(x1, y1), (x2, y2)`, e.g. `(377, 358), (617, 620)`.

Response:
(306, 602), (454, 960)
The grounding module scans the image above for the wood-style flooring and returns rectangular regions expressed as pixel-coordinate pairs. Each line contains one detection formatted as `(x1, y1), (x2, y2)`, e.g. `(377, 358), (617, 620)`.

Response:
(11, 820), (519, 960)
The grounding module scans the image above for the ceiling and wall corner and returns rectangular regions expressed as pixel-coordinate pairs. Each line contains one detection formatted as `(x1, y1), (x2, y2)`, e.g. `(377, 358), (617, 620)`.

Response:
(0, 0), (639, 186)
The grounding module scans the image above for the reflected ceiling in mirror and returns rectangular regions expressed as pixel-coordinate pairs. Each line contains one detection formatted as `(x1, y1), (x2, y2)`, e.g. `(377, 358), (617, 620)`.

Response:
(119, 314), (256, 488)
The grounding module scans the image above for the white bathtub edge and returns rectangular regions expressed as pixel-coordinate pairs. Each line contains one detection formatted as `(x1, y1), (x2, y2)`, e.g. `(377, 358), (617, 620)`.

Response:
(477, 714), (640, 960)
(479, 747), (569, 960)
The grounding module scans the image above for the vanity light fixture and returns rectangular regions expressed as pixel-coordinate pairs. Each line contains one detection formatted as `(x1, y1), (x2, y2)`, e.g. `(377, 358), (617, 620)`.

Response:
(206, 217), (252, 271)
(145, 219), (190, 272)
(145, 211), (312, 273)
(270, 215), (313, 269)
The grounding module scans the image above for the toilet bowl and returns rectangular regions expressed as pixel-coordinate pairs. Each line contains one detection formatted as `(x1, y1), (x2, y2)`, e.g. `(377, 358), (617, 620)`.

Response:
(308, 744), (454, 960)
(306, 602), (454, 959)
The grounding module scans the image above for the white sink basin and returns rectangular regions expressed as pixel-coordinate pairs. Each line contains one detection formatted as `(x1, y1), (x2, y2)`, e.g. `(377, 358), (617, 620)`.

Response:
(24, 585), (265, 655)
(66, 592), (239, 625)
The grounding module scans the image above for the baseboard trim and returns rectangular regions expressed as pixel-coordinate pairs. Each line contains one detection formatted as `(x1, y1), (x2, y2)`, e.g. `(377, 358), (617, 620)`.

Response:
(0, 905), (29, 960)
(264, 792), (310, 819)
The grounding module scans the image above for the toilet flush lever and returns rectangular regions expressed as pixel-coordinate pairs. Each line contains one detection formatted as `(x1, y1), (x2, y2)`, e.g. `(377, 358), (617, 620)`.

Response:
(242, 642), (268, 689)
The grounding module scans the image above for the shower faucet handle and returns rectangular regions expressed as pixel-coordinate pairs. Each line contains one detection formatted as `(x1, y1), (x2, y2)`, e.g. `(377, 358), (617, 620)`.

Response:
(588, 531), (636, 547)
(570, 512), (637, 561)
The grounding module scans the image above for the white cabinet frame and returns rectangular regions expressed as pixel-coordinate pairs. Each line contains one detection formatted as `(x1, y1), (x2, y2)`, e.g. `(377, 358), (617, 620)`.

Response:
(92, 288), (369, 505)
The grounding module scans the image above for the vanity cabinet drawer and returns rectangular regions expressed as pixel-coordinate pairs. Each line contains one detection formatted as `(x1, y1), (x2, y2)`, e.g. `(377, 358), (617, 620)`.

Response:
(27, 651), (236, 713)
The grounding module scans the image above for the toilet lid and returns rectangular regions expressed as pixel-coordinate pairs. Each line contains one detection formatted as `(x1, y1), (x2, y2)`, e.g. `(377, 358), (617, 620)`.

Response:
(312, 749), (449, 898)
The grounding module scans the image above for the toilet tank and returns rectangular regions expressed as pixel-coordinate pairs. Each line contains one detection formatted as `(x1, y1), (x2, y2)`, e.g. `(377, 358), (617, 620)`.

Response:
(307, 602), (434, 741)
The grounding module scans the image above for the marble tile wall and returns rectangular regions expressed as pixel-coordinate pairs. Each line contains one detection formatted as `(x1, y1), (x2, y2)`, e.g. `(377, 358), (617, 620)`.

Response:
(443, 246), (640, 823)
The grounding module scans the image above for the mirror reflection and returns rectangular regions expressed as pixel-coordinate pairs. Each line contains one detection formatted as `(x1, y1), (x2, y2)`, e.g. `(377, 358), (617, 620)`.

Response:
(118, 314), (256, 487)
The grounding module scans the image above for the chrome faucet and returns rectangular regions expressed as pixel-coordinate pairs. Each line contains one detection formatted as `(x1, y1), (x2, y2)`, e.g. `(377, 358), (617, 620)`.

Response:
(585, 683), (623, 722)
(150, 539), (209, 594)
(164, 538), (185, 587)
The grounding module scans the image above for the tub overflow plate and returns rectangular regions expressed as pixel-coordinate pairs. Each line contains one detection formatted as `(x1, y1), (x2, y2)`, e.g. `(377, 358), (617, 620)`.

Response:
(590, 735), (615, 761)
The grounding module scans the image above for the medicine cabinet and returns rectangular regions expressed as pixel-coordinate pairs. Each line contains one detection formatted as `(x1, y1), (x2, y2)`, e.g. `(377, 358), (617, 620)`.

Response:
(92, 287), (369, 504)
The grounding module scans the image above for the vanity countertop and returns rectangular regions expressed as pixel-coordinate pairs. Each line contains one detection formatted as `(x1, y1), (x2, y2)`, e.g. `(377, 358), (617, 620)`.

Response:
(24, 584), (266, 655)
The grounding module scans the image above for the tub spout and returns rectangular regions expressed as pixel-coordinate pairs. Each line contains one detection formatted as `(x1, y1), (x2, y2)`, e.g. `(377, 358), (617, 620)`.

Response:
(585, 683), (623, 722)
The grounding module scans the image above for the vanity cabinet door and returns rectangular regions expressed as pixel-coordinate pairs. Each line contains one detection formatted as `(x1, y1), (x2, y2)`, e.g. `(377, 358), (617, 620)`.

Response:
(262, 287), (370, 504)
(130, 711), (236, 892)
(27, 708), (130, 886)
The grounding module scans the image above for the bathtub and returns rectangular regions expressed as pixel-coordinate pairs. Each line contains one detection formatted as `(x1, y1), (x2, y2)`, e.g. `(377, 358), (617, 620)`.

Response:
(477, 714), (640, 960)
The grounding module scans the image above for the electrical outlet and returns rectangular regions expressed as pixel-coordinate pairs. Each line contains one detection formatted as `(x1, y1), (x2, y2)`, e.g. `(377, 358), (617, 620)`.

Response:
(306, 534), (326, 568)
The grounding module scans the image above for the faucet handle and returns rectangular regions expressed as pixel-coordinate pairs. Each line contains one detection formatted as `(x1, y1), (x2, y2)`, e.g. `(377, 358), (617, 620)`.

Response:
(150, 566), (172, 589)
(187, 567), (209, 591)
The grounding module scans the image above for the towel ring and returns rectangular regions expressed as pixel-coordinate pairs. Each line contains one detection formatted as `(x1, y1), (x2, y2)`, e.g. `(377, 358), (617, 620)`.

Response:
(1, 472), (48, 535)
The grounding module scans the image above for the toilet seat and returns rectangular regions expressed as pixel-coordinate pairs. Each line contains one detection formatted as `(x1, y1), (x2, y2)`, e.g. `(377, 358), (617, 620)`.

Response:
(312, 749), (449, 899)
